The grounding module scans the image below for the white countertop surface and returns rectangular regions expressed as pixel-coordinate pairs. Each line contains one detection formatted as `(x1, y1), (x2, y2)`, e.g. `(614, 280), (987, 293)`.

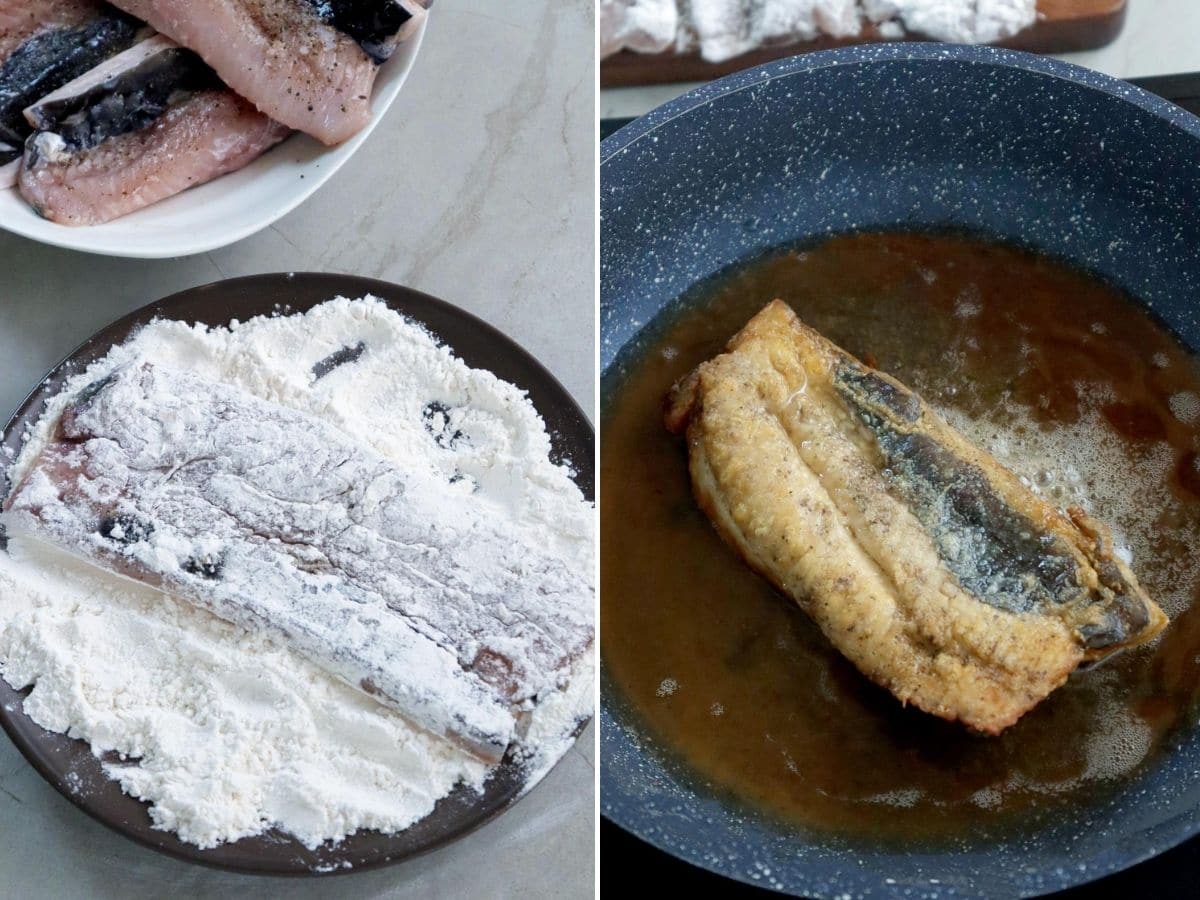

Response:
(602, 0), (1200, 119)
(0, 2), (595, 897)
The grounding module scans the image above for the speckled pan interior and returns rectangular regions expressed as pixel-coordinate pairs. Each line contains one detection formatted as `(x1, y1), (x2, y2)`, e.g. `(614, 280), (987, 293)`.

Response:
(600, 44), (1200, 898)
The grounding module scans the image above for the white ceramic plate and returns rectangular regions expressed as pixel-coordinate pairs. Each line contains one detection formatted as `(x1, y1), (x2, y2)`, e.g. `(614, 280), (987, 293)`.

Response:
(0, 16), (427, 259)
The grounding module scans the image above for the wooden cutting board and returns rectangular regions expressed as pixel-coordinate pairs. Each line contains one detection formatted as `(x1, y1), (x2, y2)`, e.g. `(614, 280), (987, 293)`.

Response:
(602, 0), (1128, 87)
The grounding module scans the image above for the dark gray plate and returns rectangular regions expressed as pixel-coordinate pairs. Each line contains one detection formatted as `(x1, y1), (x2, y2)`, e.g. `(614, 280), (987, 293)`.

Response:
(601, 44), (1200, 898)
(0, 273), (594, 876)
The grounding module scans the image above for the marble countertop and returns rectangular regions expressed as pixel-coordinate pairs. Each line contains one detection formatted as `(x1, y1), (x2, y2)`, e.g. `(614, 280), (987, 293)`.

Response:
(602, 0), (1200, 118)
(0, 2), (594, 898)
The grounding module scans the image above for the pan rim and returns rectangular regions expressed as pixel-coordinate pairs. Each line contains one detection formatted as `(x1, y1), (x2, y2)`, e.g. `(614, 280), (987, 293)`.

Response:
(600, 42), (1200, 167)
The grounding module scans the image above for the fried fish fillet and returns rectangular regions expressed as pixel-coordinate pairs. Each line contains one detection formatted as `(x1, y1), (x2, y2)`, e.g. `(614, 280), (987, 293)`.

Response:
(665, 300), (1168, 734)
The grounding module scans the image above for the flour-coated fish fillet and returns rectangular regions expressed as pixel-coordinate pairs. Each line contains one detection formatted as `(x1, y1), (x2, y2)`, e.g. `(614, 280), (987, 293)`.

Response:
(665, 300), (1168, 734)
(5, 363), (593, 761)
(108, 0), (427, 144)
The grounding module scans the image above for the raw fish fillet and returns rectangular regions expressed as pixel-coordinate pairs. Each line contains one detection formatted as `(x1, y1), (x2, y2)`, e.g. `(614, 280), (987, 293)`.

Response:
(665, 301), (1168, 734)
(108, 0), (427, 144)
(0, 0), (100, 59)
(5, 364), (593, 762)
(0, 1), (144, 167)
(18, 37), (289, 225)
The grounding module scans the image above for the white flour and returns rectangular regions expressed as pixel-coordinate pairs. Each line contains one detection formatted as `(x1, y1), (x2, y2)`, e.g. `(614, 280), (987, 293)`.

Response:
(602, 1), (1037, 61)
(0, 297), (595, 852)
(864, 0), (1035, 44)
(601, 0), (678, 57)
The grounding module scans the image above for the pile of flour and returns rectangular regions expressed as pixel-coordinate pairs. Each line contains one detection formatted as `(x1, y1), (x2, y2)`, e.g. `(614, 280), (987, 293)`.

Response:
(602, 1), (1037, 62)
(0, 297), (595, 851)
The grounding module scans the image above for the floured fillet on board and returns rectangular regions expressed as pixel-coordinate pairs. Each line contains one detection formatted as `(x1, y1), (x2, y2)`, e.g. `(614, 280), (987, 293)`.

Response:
(4, 364), (593, 763)
(665, 301), (1168, 734)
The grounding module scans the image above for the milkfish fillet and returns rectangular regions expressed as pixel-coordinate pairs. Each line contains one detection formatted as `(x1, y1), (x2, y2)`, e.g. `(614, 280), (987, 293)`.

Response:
(4, 363), (593, 763)
(0, 1), (145, 184)
(665, 301), (1168, 734)
(0, 0), (101, 59)
(17, 36), (290, 225)
(108, 0), (428, 144)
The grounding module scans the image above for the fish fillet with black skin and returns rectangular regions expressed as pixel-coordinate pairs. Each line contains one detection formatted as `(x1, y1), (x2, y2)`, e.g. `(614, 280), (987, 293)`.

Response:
(4, 363), (593, 762)
(107, 0), (428, 144)
(0, 1), (145, 181)
(664, 300), (1168, 734)
(18, 37), (290, 225)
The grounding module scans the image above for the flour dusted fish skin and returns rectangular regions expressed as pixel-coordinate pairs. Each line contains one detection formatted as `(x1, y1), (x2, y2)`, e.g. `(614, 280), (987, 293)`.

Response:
(311, 341), (367, 380)
(107, 0), (427, 144)
(18, 36), (290, 225)
(0, 4), (144, 165)
(6, 363), (593, 760)
(665, 300), (1168, 734)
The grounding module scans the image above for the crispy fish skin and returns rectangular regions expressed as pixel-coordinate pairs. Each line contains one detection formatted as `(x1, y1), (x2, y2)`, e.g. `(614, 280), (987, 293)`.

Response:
(665, 300), (1168, 734)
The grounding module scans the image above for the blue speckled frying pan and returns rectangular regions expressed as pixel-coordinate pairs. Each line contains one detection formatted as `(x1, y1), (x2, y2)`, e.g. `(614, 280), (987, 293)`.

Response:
(600, 44), (1200, 898)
